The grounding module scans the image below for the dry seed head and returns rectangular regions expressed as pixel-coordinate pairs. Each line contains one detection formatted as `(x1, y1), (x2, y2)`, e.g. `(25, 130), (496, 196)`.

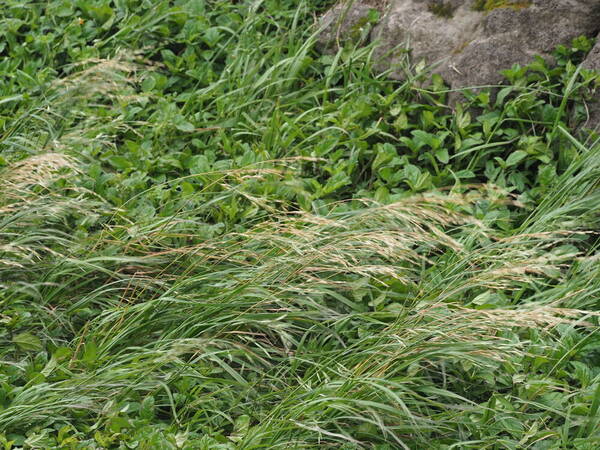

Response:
(0, 153), (77, 200)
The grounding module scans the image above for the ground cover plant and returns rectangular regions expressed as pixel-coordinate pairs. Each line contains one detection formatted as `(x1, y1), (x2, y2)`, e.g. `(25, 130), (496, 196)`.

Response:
(1, 0), (600, 448)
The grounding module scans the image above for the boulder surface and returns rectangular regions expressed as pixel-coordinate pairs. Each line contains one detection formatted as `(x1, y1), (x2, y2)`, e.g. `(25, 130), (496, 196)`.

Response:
(582, 38), (600, 132)
(318, 0), (600, 131)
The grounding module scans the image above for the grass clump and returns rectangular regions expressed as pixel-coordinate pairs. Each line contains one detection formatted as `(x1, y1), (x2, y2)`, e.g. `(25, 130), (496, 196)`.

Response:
(1, 0), (600, 448)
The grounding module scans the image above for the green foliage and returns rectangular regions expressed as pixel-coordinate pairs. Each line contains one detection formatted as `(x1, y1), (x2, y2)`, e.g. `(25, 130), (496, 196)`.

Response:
(1, 0), (600, 447)
(472, 0), (532, 12)
(428, 1), (458, 18)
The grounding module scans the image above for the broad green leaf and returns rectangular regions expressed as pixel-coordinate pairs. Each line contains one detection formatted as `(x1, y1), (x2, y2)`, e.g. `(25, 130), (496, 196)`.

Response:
(455, 169), (475, 178)
(181, 182), (195, 195)
(140, 396), (156, 420)
(411, 130), (441, 150)
(12, 332), (43, 352)
(174, 116), (195, 132)
(505, 150), (528, 167)
(435, 148), (449, 164)
(372, 143), (396, 169)
(108, 156), (132, 170)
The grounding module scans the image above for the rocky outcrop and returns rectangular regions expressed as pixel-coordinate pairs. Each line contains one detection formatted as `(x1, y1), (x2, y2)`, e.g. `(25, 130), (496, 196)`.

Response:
(583, 38), (600, 73)
(317, 2), (376, 52)
(582, 39), (600, 133)
(318, 0), (600, 132)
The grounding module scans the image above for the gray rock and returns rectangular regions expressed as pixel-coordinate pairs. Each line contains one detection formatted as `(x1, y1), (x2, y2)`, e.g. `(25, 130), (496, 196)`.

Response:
(318, 0), (600, 91)
(583, 101), (600, 135)
(583, 39), (600, 73)
(316, 2), (376, 53)
(582, 39), (600, 134)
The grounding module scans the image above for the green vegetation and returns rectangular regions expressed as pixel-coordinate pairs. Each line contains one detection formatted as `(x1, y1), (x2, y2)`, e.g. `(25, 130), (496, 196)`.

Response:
(428, 1), (457, 18)
(1, 0), (599, 448)
(472, 0), (532, 12)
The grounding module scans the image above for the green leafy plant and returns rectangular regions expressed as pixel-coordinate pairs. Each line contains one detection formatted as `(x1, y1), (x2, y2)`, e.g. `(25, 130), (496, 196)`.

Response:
(1, 0), (599, 447)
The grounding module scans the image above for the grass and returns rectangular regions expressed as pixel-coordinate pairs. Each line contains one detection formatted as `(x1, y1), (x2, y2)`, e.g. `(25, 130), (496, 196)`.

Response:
(1, 0), (599, 448)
